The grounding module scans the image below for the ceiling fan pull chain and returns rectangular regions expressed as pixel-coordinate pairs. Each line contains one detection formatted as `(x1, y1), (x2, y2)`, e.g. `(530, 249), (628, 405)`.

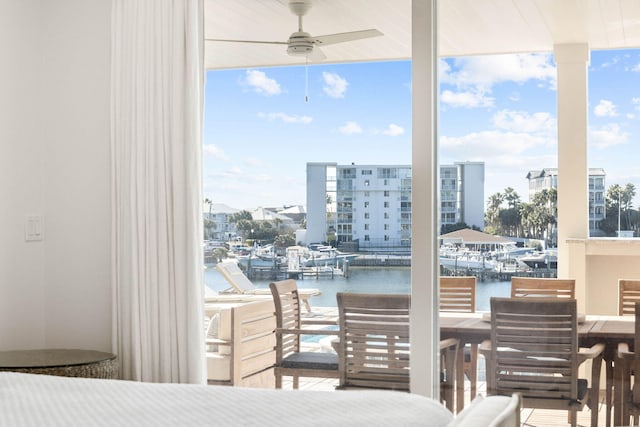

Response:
(305, 57), (309, 102)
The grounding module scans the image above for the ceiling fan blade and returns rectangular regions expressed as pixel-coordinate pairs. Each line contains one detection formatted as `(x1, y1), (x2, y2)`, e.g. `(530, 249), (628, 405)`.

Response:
(313, 29), (383, 46)
(205, 38), (288, 46)
(308, 47), (327, 62)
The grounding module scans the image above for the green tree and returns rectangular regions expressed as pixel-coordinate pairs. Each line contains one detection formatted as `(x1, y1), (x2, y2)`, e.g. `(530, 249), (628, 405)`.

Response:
(485, 192), (504, 233)
(274, 233), (296, 249)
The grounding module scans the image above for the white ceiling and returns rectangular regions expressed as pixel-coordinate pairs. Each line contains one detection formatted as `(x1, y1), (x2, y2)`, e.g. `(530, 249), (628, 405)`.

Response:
(204, 0), (640, 70)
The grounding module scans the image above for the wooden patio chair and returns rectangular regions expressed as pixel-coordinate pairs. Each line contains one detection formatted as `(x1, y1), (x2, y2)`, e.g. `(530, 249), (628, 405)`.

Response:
(510, 277), (575, 299)
(336, 292), (459, 408)
(480, 297), (604, 427)
(440, 276), (479, 401)
(269, 279), (339, 389)
(619, 279), (640, 316)
(616, 301), (640, 426)
(336, 293), (411, 392)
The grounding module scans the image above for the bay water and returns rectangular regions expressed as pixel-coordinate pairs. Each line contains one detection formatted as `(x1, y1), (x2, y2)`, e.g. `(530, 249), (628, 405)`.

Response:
(205, 266), (511, 312)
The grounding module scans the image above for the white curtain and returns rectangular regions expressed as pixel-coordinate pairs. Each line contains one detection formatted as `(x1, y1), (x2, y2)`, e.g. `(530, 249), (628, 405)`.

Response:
(110, 0), (205, 383)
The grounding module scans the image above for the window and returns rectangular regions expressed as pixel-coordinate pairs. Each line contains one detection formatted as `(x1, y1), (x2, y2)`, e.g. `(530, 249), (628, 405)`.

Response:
(384, 190), (390, 197)
(384, 224), (389, 230)
(364, 224), (369, 230)
(364, 180), (370, 186)
(383, 201), (389, 208)
(364, 201), (369, 208)
(361, 169), (372, 175)
(364, 212), (370, 219)
(384, 212), (389, 219)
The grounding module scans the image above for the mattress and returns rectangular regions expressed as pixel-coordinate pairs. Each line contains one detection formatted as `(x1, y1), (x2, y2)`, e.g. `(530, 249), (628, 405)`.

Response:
(0, 372), (453, 426)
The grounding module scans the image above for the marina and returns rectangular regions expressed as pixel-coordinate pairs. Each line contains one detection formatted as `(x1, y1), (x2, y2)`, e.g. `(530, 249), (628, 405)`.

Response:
(205, 265), (521, 312)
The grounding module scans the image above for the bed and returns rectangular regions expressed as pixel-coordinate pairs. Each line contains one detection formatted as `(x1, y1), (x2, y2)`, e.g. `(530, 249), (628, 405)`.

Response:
(0, 372), (519, 426)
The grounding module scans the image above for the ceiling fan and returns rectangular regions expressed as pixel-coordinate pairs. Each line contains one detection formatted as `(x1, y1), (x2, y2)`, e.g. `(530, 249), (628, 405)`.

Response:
(205, 0), (384, 62)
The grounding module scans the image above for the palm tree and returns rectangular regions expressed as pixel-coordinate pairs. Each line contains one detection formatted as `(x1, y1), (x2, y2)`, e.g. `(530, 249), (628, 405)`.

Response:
(485, 192), (504, 233)
(203, 198), (214, 239)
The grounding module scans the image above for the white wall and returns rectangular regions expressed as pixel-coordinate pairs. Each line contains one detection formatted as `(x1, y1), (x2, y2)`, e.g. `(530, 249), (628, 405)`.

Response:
(0, 0), (112, 351)
(0, 0), (46, 348)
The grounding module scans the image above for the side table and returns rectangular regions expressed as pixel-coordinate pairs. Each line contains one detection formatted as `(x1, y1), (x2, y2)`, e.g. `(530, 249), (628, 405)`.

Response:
(0, 349), (118, 379)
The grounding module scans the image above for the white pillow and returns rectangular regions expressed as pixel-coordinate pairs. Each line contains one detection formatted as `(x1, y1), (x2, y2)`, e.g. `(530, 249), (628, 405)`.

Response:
(447, 394), (520, 427)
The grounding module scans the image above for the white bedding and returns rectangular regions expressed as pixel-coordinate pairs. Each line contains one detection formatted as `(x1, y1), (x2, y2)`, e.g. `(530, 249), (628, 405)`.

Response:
(0, 372), (453, 426)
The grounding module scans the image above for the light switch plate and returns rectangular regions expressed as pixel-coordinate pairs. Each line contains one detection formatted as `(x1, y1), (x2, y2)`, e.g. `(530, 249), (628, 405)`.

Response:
(25, 215), (44, 241)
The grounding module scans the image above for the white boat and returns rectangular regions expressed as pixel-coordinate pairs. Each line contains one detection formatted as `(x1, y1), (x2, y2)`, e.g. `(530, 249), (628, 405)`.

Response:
(518, 249), (557, 269)
(439, 249), (497, 271)
(285, 245), (358, 269)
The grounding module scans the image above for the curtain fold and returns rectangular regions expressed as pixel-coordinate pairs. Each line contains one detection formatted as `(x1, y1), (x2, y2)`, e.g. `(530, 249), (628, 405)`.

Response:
(110, 0), (205, 384)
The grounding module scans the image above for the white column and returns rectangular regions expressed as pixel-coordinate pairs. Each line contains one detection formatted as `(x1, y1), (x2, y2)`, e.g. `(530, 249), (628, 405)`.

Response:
(411, 0), (438, 397)
(554, 43), (589, 292)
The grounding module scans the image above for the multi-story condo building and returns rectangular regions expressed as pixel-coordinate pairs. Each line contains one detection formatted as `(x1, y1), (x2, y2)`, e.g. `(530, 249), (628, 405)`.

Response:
(526, 168), (606, 237)
(306, 162), (485, 250)
(440, 162), (485, 231)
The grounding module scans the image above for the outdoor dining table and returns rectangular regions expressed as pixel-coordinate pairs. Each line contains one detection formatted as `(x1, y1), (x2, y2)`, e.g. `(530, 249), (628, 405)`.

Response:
(439, 312), (635, 426)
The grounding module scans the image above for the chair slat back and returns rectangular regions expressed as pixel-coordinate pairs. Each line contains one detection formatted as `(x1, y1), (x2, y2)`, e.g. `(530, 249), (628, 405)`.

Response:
(230, 299), (276, 383)
(337, 293), (410, 391)
(510, 277), (575, 299)
(488, 298), (579, 402)
(633, 302), (640, 402)
(440, 276), (476, 313)
(619, 279), (640, 316)
(269, 280), (302, 361)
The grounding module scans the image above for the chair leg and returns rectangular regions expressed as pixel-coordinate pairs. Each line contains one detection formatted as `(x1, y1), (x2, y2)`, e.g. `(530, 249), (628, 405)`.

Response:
(569, 409), (577, 427)
(275, 373), (282, 389)
(605, 358), (613, 427)
(293, 376), (299, 389)
(465, 344), (478, 400)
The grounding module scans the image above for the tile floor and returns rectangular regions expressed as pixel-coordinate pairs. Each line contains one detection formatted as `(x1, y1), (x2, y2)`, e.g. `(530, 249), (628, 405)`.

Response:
(294, 307), (611, 427)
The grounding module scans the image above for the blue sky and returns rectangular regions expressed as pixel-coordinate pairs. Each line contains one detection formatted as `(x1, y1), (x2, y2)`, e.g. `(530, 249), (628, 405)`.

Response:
(203, 49), (640, 211)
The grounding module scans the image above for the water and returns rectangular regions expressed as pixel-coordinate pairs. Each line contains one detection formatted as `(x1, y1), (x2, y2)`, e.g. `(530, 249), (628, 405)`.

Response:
(205, 266), (511, 312)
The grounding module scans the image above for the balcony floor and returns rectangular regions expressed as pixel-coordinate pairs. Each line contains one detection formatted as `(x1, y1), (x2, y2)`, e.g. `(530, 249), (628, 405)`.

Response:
(283, 375), (608, 427)
(294, 307), (608, 427)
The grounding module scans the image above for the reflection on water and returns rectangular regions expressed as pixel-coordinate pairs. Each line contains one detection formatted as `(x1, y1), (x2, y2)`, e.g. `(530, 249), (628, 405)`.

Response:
(205, 266), (510, 311)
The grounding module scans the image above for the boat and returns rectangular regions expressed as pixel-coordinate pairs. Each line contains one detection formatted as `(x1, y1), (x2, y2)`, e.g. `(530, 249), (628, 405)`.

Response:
(439, 253), (498, 271)
(439, 246), (498, 271)
(518, 249), (557, 269)
(285, 245), (358, 269)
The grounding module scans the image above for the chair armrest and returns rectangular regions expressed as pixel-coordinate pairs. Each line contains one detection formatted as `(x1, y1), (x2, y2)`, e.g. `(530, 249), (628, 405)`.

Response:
(206, 338), (230, 346)
(577, 342), (605, 364)
(276, 327), (339, 336)
(618, 342), (633, 361)
(301, 319), (338, 327)
(478, 339), (491, 357)
(439, 338), (459, 350)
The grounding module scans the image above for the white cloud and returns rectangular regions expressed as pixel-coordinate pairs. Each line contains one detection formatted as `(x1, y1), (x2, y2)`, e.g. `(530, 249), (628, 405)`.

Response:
(441, 89), (494, 108)
(257, 112), (312, 124)
(440, 53), (556, 91)
(632, 63), (640, 72)
(339, 121), (363, 135)
(203, 144), (228, 160)
(594, 99), (618, 117)
(589, 123), (629, 149)
(381, 123), (405, 136)
(440, 130), (552, 158)
(322, 72), (348, 98)
(243, 70), (281, 96)
(245, 157), (265, 167)
(492, 110), (556, 134)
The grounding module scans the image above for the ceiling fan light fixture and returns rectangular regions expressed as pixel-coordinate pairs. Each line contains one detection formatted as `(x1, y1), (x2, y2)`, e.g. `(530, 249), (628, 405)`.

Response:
(287, 31), (314, 56)
(287, 42), (314, 56)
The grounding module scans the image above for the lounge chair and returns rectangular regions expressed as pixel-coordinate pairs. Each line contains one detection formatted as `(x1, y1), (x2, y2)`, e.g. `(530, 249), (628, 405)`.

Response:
(216, 260), (320, 312)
